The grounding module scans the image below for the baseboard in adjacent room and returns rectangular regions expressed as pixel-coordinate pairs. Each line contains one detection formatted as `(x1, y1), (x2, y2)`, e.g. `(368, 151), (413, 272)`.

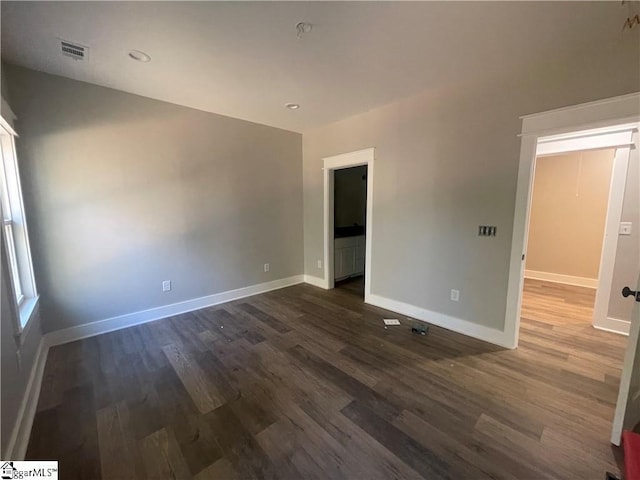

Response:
(524, 270), (598, 289)
(4, 337), (49, 460)
(366, 293), (513, 349)
(45, 275), (304, 347)
(593, 316), (631, 336)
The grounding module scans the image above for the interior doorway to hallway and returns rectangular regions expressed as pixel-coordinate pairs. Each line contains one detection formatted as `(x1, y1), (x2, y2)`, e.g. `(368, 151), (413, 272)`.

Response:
(516, 125), (636, 338)
(521, 147), (617, 331)
(333, 165), (368, 299)
(322, 148), (375, 302)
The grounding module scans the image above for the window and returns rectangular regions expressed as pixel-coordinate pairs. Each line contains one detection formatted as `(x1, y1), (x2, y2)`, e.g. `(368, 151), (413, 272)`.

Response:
(0, 115), (38, 331)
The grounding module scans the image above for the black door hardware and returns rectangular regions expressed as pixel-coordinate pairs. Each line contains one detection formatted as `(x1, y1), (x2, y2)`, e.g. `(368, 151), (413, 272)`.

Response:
(622, 286), (640, 302)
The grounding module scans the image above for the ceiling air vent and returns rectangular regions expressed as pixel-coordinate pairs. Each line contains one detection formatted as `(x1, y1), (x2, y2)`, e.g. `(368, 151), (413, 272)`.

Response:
(60, 39), (88, 62)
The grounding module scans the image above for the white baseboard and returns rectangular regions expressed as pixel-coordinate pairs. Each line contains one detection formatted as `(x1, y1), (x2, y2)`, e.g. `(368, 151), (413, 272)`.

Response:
(524, 270), (598, 289)
(4, 337), (49, 460)
(303, 275), (328, 289)
(593, 316), (630, 336)
(45, 275), (304, 347)
(366, 293), (513, 349)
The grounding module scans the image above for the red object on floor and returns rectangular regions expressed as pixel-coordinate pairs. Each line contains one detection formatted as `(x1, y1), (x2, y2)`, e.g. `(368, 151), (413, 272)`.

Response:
(623, 430), (640, 480)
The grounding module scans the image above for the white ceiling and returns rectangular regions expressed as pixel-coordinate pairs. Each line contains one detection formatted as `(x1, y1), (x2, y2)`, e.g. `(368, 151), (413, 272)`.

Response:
(0, 1), (634, 133)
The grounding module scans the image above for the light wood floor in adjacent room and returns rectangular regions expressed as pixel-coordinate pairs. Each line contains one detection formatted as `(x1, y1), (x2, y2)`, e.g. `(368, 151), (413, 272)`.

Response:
(521, 278), (597, 325)
(27, 278), (627, 479)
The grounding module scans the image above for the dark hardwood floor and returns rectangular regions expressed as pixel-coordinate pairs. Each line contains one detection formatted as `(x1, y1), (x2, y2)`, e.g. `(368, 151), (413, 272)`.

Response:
(27, 279), (627, 479)
(334, 275), (365, 298)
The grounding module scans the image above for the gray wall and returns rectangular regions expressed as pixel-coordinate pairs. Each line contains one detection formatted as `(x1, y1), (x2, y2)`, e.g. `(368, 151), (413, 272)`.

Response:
(1, 65), (44, 454)
(609, 145), (639, 321)
(4, 65), (303, 333)
(1, 61), (10, 102)
(335, 166), (367, 228)
(303, 36), (639, 332)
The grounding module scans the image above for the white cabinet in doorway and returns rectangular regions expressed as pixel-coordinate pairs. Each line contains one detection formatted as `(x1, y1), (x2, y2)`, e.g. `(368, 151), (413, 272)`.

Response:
(335, 235), (365, 280)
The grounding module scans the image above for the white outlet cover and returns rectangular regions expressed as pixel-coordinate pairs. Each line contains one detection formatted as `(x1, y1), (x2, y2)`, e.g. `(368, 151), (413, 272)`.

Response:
(317, 260), (322, 269)
(451, 289), (460, 302)
(264, 263), (270, 272)
(162, 280), (171, 292)
(620, 222), (632, 235)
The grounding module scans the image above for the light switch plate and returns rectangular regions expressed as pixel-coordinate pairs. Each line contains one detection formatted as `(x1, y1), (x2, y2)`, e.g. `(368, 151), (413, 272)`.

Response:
(478, 225), (497, 237)
(620, 222), (632, 235)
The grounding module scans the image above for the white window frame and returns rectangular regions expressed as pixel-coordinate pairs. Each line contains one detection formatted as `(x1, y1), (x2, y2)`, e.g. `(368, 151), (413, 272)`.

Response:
(0, 109), (38, 335)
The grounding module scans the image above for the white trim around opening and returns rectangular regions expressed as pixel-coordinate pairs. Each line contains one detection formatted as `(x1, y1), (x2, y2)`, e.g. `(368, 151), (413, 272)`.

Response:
(593, 141), (634, 333)
(505, 92), (640, 349)
(322, 148), (375, 302)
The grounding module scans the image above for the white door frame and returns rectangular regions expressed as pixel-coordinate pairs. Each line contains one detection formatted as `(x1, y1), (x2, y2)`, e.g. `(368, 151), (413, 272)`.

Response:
(504, 92), (640, 348)
(323, 148), (374, 302)
(594, 139), (636, 334)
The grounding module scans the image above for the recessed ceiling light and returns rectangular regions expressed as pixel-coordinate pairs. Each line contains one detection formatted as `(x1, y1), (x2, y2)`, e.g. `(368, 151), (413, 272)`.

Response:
(129, 50), (151, 63)
(285, 103), (300, 110)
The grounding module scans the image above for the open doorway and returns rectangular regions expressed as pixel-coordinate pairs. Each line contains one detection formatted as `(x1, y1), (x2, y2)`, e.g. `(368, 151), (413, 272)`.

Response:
(516, 124), (636, 340)
(505, 94), (640, 343)
(521, 148), (616, 330)
(505, 94), (639, 447)
(333, 165), (367, 299)
(322, 148), (374, 302)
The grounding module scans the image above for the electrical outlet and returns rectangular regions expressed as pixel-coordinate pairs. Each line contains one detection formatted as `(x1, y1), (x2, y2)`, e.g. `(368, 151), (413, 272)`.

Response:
(264, 263), (270, 273)
(317, 260), (322, 269)
(451, 289), (460, 302)
(162, 280), (171, 292)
